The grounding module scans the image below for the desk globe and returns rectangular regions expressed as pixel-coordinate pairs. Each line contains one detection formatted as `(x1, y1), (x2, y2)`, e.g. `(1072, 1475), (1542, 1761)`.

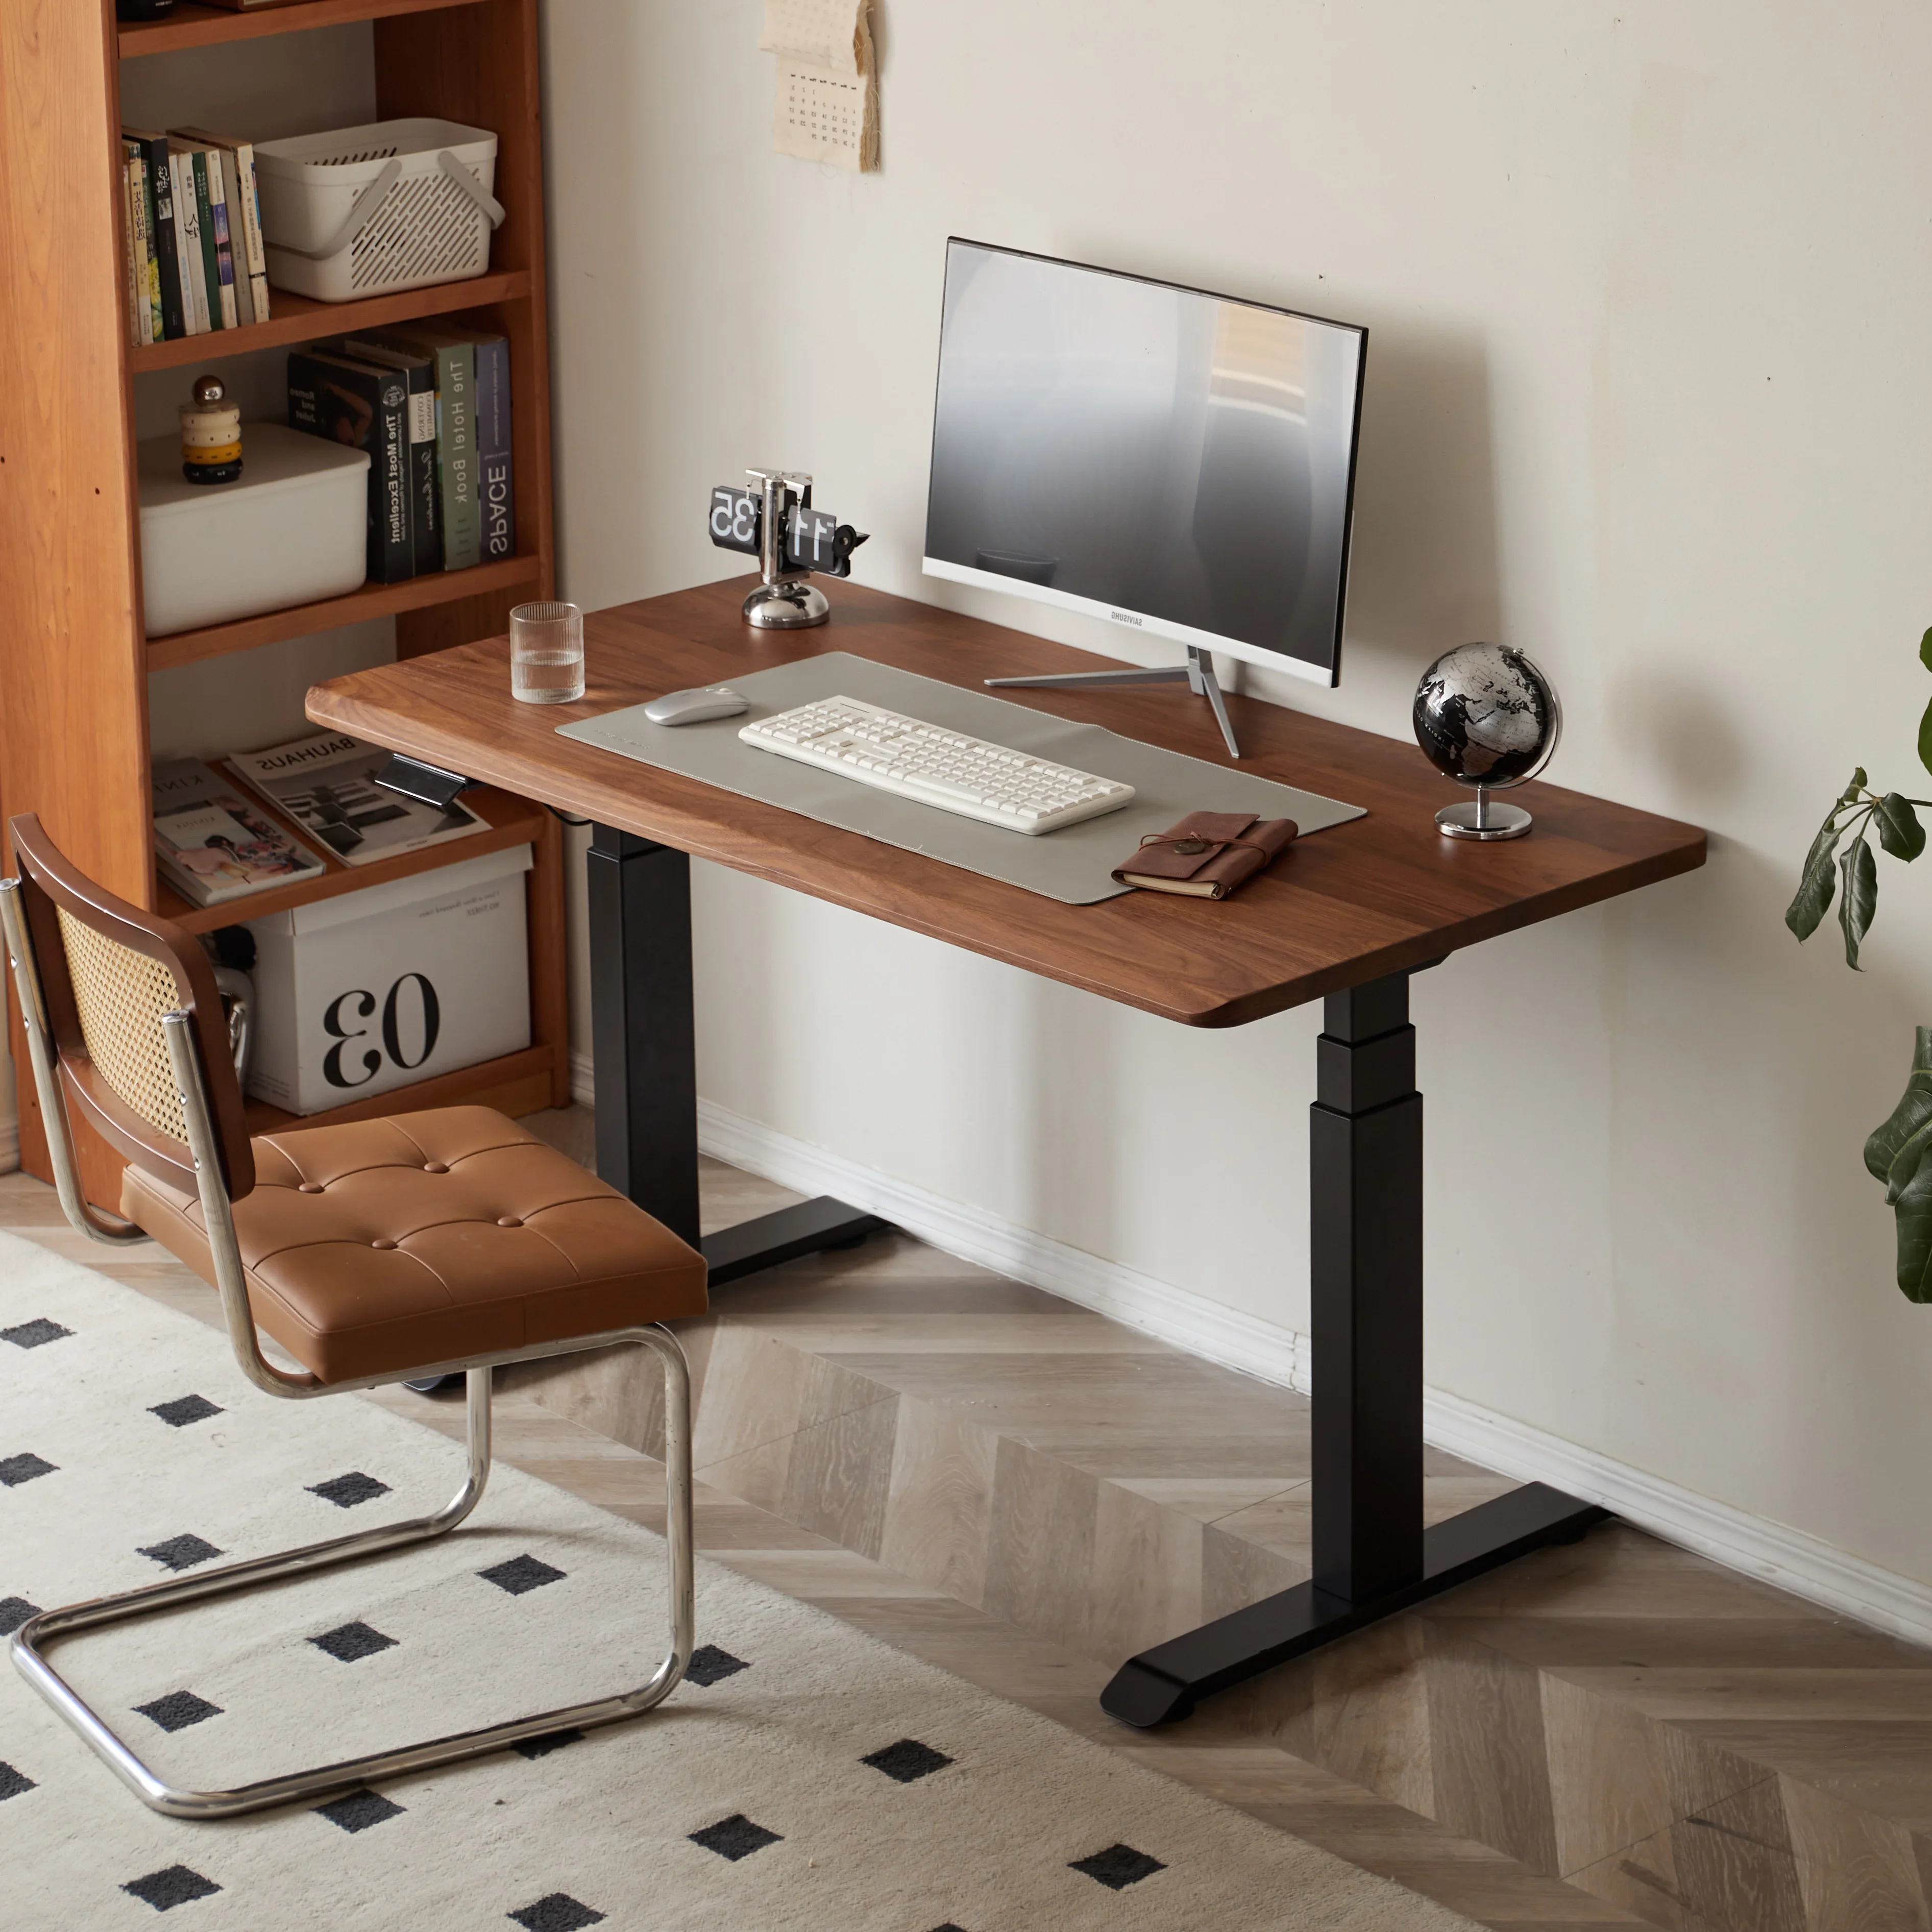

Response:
(1412, 642), (1561, 840)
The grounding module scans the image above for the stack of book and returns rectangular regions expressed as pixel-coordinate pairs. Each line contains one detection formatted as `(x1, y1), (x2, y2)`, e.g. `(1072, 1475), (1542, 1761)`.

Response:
(120, 127), (270, 345)
(153, 732), (487, 908)
(287, 330), (515, 583)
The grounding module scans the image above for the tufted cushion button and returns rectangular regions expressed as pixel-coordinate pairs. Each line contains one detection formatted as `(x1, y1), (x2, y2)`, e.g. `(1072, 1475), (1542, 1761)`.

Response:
(371, 1238), (397, 1251)
(298, 1182), (324, 1194)
(424, 1162), (448, 1174)
(497, 1216), (523, 1228)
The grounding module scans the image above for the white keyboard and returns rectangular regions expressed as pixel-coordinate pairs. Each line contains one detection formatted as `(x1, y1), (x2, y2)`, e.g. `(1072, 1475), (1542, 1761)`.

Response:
(739, 695), (1136, 835)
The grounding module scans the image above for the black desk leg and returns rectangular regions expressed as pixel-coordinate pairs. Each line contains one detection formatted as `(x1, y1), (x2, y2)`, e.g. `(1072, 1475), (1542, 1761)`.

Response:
(1099, 968), (1605, 1728)
(586, 824), (886, 1278)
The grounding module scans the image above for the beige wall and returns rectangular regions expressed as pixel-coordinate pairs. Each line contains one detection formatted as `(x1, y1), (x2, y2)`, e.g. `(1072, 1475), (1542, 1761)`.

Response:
(540, 2), (1932, 1585)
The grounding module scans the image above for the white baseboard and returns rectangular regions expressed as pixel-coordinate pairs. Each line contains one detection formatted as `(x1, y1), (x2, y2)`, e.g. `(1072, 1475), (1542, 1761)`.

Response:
(572, 1055), (1932, 1652)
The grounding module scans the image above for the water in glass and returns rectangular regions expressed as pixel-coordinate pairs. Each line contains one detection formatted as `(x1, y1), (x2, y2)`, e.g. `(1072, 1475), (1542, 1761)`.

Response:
(510, 600), (585, 704)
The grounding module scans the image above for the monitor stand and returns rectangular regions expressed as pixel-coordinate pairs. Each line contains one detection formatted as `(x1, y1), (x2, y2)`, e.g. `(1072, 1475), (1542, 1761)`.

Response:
(986, 645), (1242, 759)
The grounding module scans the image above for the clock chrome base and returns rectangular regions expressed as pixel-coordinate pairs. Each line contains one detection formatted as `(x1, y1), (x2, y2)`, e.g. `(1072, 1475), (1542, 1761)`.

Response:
(743, 579), (829, 629)
(1436, 796), (1532, 841)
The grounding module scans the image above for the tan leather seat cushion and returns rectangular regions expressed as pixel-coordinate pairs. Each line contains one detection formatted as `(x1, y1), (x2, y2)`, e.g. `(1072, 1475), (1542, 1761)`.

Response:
(122, 1106), (706, 1385)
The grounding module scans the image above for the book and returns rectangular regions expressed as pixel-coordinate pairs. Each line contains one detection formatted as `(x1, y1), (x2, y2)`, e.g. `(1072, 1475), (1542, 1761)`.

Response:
(197, 145), (240, 330)
(228, 732), (485, 866)
(171, 148), (209, 334)
(135, 154), (163, 342)
(334, 335), (439, 577)
(287, 349), (413, 584)
(187, 149), (226, 330)
(173, 128), (269, 324)
(120, 152), (148, 347)
(213, 146), (252, 327)
(472, 332), (516, 564)
(377, 330), (478, 569)
(1110, 812), (1299, 900)
(125, 129), (186, 340)
(152, 758), (327, 907)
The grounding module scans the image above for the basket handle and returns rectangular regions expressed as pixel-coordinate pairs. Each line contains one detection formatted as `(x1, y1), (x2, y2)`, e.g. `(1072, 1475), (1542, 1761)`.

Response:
(272, 157), (403, 261)
(437, 150), (507, 229)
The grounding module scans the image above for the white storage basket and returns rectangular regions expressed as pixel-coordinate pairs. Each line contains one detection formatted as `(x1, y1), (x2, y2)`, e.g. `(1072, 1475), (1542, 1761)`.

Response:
(253, 117), (503, 303)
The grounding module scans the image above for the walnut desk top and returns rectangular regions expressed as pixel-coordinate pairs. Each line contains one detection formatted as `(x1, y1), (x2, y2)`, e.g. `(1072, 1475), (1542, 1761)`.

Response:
(305, 578), (1705, 1029)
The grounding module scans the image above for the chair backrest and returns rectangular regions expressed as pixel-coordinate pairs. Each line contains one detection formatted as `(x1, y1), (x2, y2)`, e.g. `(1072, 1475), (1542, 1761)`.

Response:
(7, 814), (254, 1200)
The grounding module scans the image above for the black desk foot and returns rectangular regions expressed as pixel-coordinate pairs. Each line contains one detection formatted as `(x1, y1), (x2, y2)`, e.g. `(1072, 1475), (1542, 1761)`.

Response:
(1100, 1483), (1607, 1727)
(703, 1197), (887, 1285)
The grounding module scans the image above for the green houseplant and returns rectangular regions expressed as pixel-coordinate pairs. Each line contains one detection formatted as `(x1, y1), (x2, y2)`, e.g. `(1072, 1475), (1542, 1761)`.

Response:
(1787, 631), (1932, 1298)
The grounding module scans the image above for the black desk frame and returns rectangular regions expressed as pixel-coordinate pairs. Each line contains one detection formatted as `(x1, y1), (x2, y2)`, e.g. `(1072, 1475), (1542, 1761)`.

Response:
(588, 821), (1606, 1728)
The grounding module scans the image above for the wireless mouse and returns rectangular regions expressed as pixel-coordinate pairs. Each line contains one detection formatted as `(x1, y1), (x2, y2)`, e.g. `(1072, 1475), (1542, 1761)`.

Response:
(643, 686), (750, 726)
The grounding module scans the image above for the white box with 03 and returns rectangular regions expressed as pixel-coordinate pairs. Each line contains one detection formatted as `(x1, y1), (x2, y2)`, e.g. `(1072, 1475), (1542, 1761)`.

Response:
(243, 844), (532, 1116)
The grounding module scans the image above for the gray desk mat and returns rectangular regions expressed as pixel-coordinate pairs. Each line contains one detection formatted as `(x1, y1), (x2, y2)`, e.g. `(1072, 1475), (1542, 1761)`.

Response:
(559, 652), (1365, 906)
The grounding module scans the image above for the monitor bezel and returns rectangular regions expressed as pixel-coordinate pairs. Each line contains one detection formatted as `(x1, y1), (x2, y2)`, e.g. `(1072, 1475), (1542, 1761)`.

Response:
(920, 237), (1368, 690)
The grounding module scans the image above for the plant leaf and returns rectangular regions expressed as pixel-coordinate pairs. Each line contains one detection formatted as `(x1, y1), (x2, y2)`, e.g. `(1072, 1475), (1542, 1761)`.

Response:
(1876, 793), (1927, 861)
(1838, 836), (1878, 967)
(1920, 627), (1932, 675)
(1864, 1029), (1932, 1182)
(1785, 835), (1839, 939)
(1892, 1142), (1932, 1301)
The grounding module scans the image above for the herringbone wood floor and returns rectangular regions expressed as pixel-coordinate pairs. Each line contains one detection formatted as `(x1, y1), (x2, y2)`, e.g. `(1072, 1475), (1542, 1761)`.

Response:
(18, 1109), (1932, 1931)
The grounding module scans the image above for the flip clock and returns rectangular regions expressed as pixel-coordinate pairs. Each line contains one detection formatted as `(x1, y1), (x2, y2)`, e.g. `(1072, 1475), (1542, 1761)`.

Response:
(708, 468), (869, 629)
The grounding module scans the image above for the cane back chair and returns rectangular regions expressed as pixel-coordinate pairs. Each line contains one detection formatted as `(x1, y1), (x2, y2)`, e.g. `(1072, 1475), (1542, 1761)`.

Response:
(0, 814), (706, 1819)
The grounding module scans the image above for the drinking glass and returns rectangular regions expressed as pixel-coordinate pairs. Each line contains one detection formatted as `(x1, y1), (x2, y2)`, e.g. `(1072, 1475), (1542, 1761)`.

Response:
(510, 600), (585, 703)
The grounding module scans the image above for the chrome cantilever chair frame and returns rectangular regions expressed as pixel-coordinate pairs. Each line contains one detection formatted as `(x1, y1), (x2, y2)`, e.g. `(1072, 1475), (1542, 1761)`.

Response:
(0, 875), (695, 1821)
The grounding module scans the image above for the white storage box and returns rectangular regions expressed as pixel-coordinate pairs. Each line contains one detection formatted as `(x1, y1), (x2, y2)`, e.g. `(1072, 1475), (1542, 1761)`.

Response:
(138, 424), (368, 638)
(254, 117), (503, 302)
(244, 844), (532, 1116)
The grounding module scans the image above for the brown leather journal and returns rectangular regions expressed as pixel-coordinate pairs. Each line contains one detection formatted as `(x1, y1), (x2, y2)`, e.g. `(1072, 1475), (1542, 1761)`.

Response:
(1112, 811), (1298, 900)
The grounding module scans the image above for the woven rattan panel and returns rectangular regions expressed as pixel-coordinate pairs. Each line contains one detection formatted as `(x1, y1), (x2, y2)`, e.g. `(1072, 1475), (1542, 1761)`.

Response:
(56, 909), (191, 1147)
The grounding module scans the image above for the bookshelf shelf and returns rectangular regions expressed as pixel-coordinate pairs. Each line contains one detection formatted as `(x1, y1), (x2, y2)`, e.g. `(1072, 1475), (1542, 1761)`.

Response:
(131, 271), (530, 373)
(120, 0), (488, 60)
(244, 1042), (556, 1136)
(2, 0), (565, 1210)
(147, 551), (542, 671)
(156, 782), (547, 931)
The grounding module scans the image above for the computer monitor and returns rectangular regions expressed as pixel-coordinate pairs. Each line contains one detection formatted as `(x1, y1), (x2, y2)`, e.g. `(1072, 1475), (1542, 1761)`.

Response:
(922, 239), (1367, 754)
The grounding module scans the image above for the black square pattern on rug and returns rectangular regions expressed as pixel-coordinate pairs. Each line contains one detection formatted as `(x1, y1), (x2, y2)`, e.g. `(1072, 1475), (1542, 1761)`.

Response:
(307, 1470), (392, 1509)
(862, 1737), (953, 1783)
(150, 1395), (223, 1429)
(684, 1644), (749, 1687)
(511, 1729), (584, 1760)
(507, 1894), (605, 1930)
(138, 1534), (222, 1572)
(0, 1597), (40, 1637)
(1070, 1843), (1166, 1890)
(2, 1318), (71, 1349)
(479, 1553), (567, 1596)
(0, 1761), (35, 1802)
(135, 1690), (222, 1734)
(0, 1453), (56, 1488)
(310, 1620), (397, 1664)
(121, 1866), (221, 1913)
(315, 1788), (405, 1833)
(690, 1814), (782, 1862)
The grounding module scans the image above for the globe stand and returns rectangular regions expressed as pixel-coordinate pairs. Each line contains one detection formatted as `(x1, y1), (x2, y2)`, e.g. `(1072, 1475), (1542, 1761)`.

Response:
(1436, 788), (1532, 841)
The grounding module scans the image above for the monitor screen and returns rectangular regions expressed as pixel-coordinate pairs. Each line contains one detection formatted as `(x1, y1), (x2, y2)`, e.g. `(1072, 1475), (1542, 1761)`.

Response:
(922, 240), (1367, 686)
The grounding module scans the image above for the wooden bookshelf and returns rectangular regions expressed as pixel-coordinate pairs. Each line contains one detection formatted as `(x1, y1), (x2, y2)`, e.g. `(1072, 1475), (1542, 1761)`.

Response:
(0, 0), (568, 1211)
(131, 268), (529, 373)
(149, 550), (541, 670)
(120, 0), (488, 60)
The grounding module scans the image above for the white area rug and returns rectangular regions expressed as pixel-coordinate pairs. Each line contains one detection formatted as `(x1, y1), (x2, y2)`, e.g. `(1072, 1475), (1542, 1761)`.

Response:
(0, 1229), (1473, 1931)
